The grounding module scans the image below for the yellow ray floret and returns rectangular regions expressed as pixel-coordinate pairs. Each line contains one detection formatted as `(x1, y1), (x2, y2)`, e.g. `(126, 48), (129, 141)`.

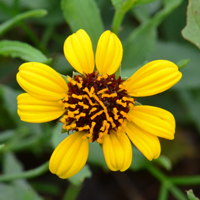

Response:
(17, 93), (65, 123)
(128, 105), (175, 140)
(17, 62), (68, 100)
(49, 131), (89, 179)
(126, 121), (161, 161)
(103, 131), (132, 171)
(121, 60), (182, 97)
(95, 30), (123, 76)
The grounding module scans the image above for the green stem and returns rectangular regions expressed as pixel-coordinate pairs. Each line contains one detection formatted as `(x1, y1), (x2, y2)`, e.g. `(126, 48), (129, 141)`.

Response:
(170, 185), (188, 200)
(158, 183), (168, 200)
(146, 164), (168, 183)
(146, 164), (187, 200)
(19, 21), (47, 53)
(112, 0), (138, 76)
(111, 0), (138, 35)
(170, 175), (200, 185)
(41, 24), (55, 47)
(62, 184), (82, 200)
(112, 10), (125, 35)
(0, 161), (49, 182)
(0, 9), (47, 37)
(3, 130), (51, 153)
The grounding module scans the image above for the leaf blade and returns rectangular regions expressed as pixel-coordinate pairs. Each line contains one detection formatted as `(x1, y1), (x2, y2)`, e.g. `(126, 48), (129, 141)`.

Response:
(0, 9), (47, 37)
(68, 165), (92, 186)
(187, 190), (199, 200)
(0, 40), (51, 63)
(122, 0), (183, 69)
(182, 0), (200, 49)
(61, 0), (104, 49)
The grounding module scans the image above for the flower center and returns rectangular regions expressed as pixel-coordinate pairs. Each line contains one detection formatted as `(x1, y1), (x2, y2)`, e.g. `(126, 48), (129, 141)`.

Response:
(60, 72), (135, 143)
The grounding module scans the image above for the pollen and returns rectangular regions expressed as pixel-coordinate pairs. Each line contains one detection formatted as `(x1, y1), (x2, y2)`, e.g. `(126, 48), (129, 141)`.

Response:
(61, 72), (135, 143)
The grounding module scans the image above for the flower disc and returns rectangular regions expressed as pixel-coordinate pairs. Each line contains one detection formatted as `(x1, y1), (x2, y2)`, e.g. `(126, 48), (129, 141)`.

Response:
(61, 72), (135, 143)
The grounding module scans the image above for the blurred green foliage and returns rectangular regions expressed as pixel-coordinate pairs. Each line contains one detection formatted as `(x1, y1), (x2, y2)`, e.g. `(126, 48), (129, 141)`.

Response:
(0, 0), (200, 200)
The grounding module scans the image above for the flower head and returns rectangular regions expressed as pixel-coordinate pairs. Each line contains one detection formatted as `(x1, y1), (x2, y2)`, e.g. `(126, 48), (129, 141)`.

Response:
(17, 29), (182, 179)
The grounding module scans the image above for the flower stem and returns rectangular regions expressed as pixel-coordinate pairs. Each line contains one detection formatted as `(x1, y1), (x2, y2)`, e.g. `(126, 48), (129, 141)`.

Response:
(169, 175), (200, 185)
(19, 21), (48, 54)
(0, 161), (49, 182)
(146, 163), (168, 183)
(62, 184), (82, 200)
(112, 10), (125, 35)
(158, 183), (169, 200)
(169, 185), (188, 200)
(146, 164), (187, 200)
(112, 0), (138, 76)
(111, 0), (138, 35)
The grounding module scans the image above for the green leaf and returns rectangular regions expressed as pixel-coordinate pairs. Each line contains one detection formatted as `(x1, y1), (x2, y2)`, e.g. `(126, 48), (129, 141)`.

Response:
(129, 146), (149, 170)
(131, 4), (151, 23)
(0, 144), (5, 151)
(178, 91), (200, 133)
(61, 0), (104, 49)
(0, 183), (15, 200)
(177, 59), (190, 69)
(134, 0), (157, 5)
(88, 142), (148, 171)
(51, 123), (68, 149)
(12, 184), (43, 200)
(187, 190), (199, 200)
(68, 165), (92, 186)
(0, 40), (51, 63)
(122, 0), (182, 69)
(1, 153), (43, 200)
(0, 9), (47, 37)
(134, 101), (142, 106)
(18, 0), (49, 9)
(0, 85), (21, 124)
(51, 55), (72, 74)
(0, 130), (15, 143)
(154, 155), (172, 171)
(111, 0), (124, 9)
(88, 141), (107, 168)
(182, 0), (200, 49)
(3, 153), (23, 175)
(0, 183), (43, 200)
(122, 25), (156, 69)
(0, 104), (16, 129)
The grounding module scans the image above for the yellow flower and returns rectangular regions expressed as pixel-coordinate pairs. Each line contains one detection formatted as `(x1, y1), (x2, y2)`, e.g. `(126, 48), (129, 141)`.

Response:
(16, 29), (182, 179)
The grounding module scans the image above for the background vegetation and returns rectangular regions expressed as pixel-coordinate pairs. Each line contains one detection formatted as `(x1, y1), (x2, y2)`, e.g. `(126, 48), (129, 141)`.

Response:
(0, 0), (200, 199)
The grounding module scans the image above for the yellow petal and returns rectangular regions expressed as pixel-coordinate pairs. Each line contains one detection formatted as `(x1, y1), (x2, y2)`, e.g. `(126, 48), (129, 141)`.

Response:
(128, 106), (175, 140)
(95, 30), (123, 75)
(49, 131), (89, 179)
(17, 62), (68, 100)
(63, 29), (94, 74)
(122, 60), (182, 97)
(126, 121), (161, 161)
(103, 131), (132, 171)
(17, 93), (65, 123)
